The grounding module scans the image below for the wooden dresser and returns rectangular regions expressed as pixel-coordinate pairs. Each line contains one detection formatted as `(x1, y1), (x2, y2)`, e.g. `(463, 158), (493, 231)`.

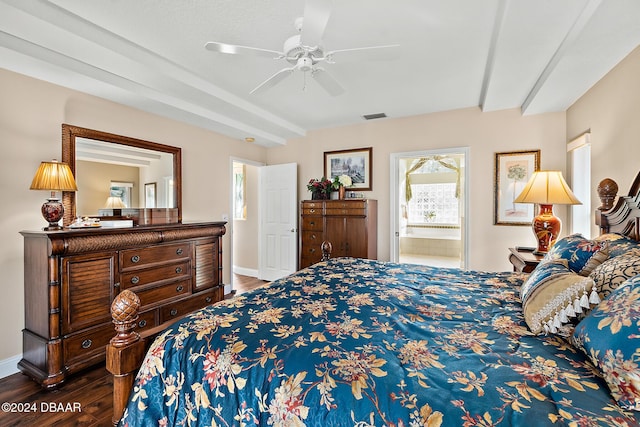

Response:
(300, 199), (377, 268)
(20, 222), (226, 388)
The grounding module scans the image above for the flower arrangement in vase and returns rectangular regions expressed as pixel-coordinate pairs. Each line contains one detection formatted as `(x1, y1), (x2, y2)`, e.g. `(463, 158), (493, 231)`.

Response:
(307, 177), (332, 200)
(333, 174), (352, 199)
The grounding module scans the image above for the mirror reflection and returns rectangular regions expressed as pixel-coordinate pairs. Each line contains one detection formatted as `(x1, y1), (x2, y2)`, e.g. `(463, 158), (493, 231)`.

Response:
(75, 137), (175, 215)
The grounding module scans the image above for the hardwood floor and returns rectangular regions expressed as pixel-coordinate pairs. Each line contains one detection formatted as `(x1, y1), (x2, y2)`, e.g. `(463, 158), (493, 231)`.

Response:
(0, 274), (267, 427)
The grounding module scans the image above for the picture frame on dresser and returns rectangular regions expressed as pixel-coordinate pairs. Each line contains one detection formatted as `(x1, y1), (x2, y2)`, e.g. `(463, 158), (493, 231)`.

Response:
(494, 149), (540, 225)
(324, 147), (372, 191)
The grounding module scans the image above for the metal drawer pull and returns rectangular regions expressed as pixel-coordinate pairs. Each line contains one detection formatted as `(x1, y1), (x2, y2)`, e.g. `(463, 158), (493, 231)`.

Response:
(309, 209), (315, 213)
(175, 266), (183, 274)
(138, 319), (147, 328)
(131, 276), (140, 284)
(131, 255), (140, 263)
(176, 248), (183, 255)
(170, 308), (178, 316)
(81, 339), (92, 349)
(114, 282), (120, 288)
(205, 296), (212, 303)
(176, 285), (184, 292)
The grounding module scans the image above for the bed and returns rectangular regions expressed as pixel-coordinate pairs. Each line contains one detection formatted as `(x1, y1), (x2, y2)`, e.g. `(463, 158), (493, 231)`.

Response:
(108, 175), (640, 426)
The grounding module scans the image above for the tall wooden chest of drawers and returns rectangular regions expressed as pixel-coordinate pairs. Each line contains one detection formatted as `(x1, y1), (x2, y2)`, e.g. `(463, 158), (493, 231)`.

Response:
(20, 222), (226, 388)
(300, 199), (377, 268)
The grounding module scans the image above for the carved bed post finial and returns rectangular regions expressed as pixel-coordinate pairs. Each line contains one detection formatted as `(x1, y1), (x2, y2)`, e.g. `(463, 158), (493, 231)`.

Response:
(321, 241), (332, 261)
(597, 178), (618, 211)
(110, 290), (141, 347)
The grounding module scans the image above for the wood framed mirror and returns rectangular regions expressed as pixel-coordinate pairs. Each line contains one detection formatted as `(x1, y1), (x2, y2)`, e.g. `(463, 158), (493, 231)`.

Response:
(61, 124), (182, 226)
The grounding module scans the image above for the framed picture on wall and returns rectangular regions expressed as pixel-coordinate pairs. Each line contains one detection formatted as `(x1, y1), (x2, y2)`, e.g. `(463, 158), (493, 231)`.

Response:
(324, 147), (372, 191)
(494, 149), (540, 225)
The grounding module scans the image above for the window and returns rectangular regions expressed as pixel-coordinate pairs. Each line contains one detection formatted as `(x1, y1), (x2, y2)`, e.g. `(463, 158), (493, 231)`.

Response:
(233, 162), (246, 220)
(405, 157), (460, 226)
(568, 132), (591, 236)
(407, 183), (459, 225)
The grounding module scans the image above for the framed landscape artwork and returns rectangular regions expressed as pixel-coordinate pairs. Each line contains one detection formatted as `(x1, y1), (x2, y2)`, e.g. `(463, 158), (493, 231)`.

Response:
(324, 147), (372, 191)
(494, 149), (540, 225)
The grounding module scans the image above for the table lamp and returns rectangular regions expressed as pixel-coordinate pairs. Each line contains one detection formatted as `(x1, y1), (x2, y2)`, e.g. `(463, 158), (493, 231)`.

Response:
(30, 160), (78, 230)
(514, 170), (581, 254)
(104, 196), (126, 216)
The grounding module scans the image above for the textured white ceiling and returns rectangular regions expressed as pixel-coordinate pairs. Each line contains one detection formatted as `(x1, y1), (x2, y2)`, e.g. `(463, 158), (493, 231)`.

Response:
(1, 0), (639, 146)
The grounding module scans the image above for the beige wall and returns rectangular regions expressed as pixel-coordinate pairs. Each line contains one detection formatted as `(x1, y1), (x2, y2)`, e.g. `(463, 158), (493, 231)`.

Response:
(0, 68), (267, 361)
(76, 161), (140, 216)
(268, 107), (567, 271)
(567, 44), (640, 236)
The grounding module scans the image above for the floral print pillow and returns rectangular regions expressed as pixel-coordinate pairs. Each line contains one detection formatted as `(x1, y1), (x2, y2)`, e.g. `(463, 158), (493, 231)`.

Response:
(521, 261), (599, 335)
(542, 233), (609, 276)
(573, 274), (640, 410)
(595, 233), (640, 258)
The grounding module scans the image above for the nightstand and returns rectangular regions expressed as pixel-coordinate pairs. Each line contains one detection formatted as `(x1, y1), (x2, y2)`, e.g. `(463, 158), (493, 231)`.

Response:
(508, 247), (544, 273)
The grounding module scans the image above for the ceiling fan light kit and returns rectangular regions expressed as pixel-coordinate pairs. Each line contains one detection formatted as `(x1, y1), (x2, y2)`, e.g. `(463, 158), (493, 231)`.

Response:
(204, 0), (399, 96)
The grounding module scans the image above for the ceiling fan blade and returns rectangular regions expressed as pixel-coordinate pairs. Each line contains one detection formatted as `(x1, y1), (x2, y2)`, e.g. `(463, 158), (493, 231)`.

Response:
(250, 67), (295, 94)
(325, 44), (401, 62)
(311, 68), (344, 96)
(300, 0), (333, 46)
(205, 41), (282, 59)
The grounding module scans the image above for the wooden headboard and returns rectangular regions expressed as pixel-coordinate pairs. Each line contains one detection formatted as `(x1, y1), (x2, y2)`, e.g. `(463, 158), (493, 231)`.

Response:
(596, 172), (640, 240)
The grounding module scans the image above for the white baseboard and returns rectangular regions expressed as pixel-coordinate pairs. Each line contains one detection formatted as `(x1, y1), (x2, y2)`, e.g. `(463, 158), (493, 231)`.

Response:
(233, 266), (258, 278)
(0, 354), (21, 379)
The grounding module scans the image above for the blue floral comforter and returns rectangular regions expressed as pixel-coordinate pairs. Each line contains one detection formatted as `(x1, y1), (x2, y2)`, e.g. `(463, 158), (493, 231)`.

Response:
(120, 258), (640, 426)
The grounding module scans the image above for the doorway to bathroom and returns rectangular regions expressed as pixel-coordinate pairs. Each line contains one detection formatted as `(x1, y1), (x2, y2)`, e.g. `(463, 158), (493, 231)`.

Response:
(390, 148), (468, 268)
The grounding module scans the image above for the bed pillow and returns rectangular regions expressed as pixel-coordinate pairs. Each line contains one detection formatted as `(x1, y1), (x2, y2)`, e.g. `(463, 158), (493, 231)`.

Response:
(541, 233), (609, 276)
(589, 254), (640, 299)
(595, 233), (640, 259)
(521, 261), (599, 335)
(572, 274), (640, 411)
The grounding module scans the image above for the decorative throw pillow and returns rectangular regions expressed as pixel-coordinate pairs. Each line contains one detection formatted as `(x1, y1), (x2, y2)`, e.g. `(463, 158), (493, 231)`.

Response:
(521, 261), (599, 335)
(595, 233), (640, 259)
(572, 275), (640, 411)
(589, 255), (640, 298)
(541, 233), (609, 276)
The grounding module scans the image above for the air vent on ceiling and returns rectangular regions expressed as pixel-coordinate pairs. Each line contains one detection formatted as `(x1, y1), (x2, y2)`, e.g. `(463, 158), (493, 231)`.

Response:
(362, 112), (387, 120)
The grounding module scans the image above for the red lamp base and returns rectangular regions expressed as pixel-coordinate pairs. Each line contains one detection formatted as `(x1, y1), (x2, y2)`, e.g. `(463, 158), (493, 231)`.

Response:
(41, 197), (64, 230)
(531, 204), (561, 255)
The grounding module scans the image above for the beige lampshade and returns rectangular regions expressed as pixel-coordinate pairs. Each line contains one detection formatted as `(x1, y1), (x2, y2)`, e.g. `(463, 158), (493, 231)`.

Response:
(104, 196), (126, 209)
(30, 160), (78, 191)
(514, 171), (581, 205)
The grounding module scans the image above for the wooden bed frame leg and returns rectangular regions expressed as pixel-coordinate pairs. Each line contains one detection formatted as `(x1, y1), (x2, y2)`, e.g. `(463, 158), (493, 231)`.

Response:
(107, 290), (145, 426)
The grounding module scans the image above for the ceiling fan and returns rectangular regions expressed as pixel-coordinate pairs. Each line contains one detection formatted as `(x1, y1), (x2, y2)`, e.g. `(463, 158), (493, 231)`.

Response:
(204, 0), (399, 96)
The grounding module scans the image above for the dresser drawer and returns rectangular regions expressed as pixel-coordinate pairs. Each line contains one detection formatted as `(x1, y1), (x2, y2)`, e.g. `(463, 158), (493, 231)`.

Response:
(135, 309), (158, 333)
(64, 323), (115, 366)
(302, 201), (323, 209)
(160, 292), (216, 323)
(135, 279), (191, 309)
(301, 240), (323, 258)
(120, 242), (191, 270)
(302, 231), (322, 246)
(302, 207), (323, 216)
(120, 260), (191, 289)
(325, 200), (367, 209)
(325, 208), (366, 216)
(301, 217), (323, 231)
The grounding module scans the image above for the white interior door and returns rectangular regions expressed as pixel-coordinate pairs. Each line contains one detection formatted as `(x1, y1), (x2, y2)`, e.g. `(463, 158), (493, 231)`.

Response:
(258, 163), (298, 281)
